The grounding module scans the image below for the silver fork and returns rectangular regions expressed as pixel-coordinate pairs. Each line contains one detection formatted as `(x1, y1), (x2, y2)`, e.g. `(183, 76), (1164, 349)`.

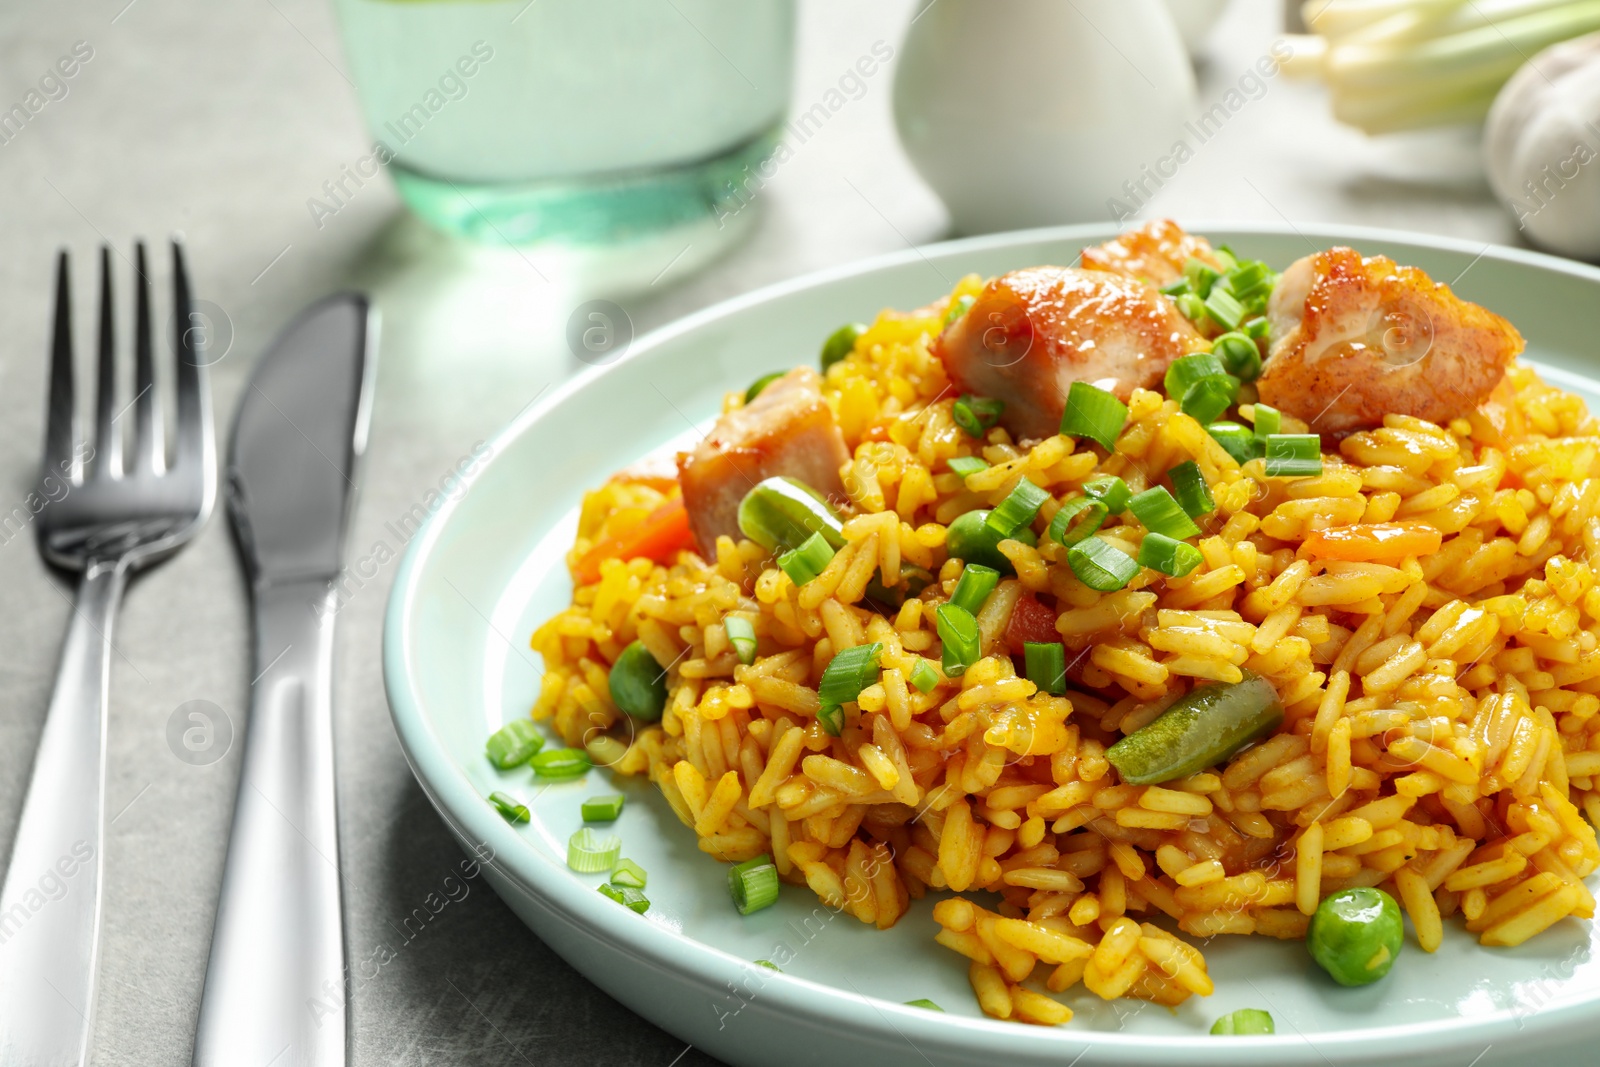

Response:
(0, 242), (215, 1067)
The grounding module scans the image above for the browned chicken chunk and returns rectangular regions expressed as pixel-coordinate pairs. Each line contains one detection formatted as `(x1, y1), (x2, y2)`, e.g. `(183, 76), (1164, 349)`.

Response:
(677, 367), (850, 556)
(1081, 218), (1224, 288)
(932, 266), (1209, 440)
(1256, 247), (1524, 434)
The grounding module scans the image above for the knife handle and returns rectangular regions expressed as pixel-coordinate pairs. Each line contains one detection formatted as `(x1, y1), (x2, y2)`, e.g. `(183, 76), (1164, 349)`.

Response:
(193, 579), (344, 1067)
(0, 563), (125, 1067)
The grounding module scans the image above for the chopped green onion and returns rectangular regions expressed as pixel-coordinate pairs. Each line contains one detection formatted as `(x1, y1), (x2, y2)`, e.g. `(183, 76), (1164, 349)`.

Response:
(948, 455), (989, 479)
(1225, 260), (1274, 302)
(1047, 496), (1107, 547)
(725, 615), (758, 665)
(1204, 286), (1245, 331)
(1210, 1008), (1274, 1035)
(943, 293), (975, 325)
(581, 794), (625, 822)
(1213, 245), (1239, 271)
(1264, 434), (1323, 478)
(1184, 257), (1220, 297)
(1243, 315), (1270, 341)
(986, 479), (1049, 538)
(1159, 278), (1190, 297)
(909, 659), (941, 693)
(531, 747), (591, 780)
(745, 371), (785, 403)
(1129, 487), (1201, 540)
(1138, 532), (1204, 578)
(598, 882), (651, 913)
(486, 718), (544, 769)
(1083, 474), (1131, 514)
(820, 322), (866, 370)
(755, 959), (782, 971)
(488, 791), (529, 824)
(1252, 403), (1281, 441)
(1181, 374), (1240, 425)
(729, 854), (781, 915)
(953, 394), (1005, 438)
(1164, 353), (1229, 402)
(1175, 292), (1206, 322)
(1067, 537), (1140, 592)
(1210, 332), (1262, 382)
(904, 999), (945, 1011)
(610, 858), (648, 889)
(935, 603), (981, 677)
(1168, 461), (1215, 519)
(950, 563), (1000, 615)
(817, 704), (844, 736)
(1059, 381), (1128, 451)
(1207, 422), (1258, 465)
(778, 532), (835, 586)
(567, 827), (621, 873)
(819, 643), (884, 706)
(1024, 641), (1067, 696)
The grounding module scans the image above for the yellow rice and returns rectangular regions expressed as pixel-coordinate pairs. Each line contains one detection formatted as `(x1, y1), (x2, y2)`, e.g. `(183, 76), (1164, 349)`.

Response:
(532, 273), (1600, 1024)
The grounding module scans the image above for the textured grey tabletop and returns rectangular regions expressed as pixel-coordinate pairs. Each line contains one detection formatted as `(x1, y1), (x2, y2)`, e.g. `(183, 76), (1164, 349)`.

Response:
(0, 0), (1530, 1064)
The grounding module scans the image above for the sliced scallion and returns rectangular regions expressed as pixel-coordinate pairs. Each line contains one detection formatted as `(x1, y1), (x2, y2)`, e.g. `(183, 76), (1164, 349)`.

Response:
(1168, 461), (1215, 519)
(1252, 403), (1281, 441)
(598, 882), (651, 913)
(944, 293), (976, 325)
(531, 747), (591, 780)
(486, 718), (545, 769)
(1083, 473), (1131, 514)
(610, 858), (648, 889)
(1264, 434), (1323, 478)
(724, 615), (758, 665)
(488, 791), (529, 824)
(1211, 332), (1262, 382)
(1129, 487), (1202, 540)
(729, 854), (781, 915)
(1204, 286), (1246, 331)
(1159, 278), (1190, 297)
(581, 794), (625, 822)
(567, 827), (621, 873)
(755, 959), (783, 971)
(1047, 496), (1107, 547)
(905, 999), (945, 1011)
(1024, 641), (1067, 697)
(817, 704), (844, 736)
(1175, 292), (1206, 322)
(1243, 315), (1270, 341)
(953, 394), (1004, 438)
(948, 455), (989, 479)
(1138, 532), (1204, 578)
(1067, 537), (1140, 592)
(819, 643), (884, 706)
(1164, 353), (1230, 402)
(950, 563), (1000, 615)
(1184, 257), (1220, 297)
(909, 659), (940, 694)
(1059, 381), (1128, 451)
(986, 479), (1049, 538)
(778, 532), (835, 586)
(1181, 374), (1240, 425)
(934, 603), (981, 677)
(1207, 421), (1258, 465)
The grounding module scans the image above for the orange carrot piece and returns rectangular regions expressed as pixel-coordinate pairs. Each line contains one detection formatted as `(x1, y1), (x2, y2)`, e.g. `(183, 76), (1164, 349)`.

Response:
(1299, 523), (1442, 562)
(575, 496), (694, 584)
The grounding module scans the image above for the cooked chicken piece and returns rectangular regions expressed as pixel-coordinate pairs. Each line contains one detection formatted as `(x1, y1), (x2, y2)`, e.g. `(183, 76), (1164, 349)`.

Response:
(932, 266), (1209, 440)
(677, 367), (850, 556)
(1080, 218), (1224, 288)
(1256, 247), (1523, 434)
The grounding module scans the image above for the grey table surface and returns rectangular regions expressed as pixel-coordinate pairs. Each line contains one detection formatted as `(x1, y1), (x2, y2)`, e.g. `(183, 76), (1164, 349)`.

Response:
(0, 0), (1536, 1064)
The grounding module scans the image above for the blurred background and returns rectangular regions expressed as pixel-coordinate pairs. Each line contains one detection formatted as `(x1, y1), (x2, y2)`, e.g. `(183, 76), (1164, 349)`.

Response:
(1, 0), (1597, 1063)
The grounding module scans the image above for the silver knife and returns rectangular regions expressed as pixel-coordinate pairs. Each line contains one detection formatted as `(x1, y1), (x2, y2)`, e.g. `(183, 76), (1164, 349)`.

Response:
(192, 294), (376, 1067)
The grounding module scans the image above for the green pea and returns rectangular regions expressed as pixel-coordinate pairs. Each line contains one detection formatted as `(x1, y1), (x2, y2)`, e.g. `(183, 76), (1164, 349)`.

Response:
(608, 641), (668, 722)
(1307, 887), (1403, 986)
(1210, 1008), (1274, 1035)
(944, 509), (1036, 575)
(745, 371), (785, 403)
(820, 322), (867, 370)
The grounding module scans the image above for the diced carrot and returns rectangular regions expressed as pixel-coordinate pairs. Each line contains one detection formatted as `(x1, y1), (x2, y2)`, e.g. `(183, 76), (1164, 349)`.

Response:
(1299, 522), (1442, 562)
(1005, 593), (1060, 654)
(575, 495), (695, 584)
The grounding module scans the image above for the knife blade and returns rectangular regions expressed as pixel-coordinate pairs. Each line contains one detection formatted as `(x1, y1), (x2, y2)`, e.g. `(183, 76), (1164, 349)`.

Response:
(192, 294), (376, 1067)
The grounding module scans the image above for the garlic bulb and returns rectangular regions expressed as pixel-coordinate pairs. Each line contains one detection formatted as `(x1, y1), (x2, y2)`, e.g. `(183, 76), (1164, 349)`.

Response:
(1486, 32), (1600, 260)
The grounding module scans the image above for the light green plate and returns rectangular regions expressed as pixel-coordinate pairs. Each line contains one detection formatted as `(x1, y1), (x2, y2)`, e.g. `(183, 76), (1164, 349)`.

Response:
(384, 223), (1600, 1066)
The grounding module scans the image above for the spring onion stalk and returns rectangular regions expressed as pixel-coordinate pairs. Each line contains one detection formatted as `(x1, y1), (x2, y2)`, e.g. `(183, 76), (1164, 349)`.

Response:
(935, 603), (981, 677)
(817, 704), (844, 736)
(1211, 332), (1263, 382)
(610, 858), (648, 889)
(950, 563), (1001, 615)
(1059, 381), (1128, 450)
(909, 659), (941, 693)
(1182, 375), (1241, 425)
(486, 718), (544, 769)
(1264, 434), (1324, 477)
(1210, 1007), (1275, 1035)
(1024, 641), (1068, 696)
(1207, 422), (1258, 465)
(948, 455), (989, 479)
(778, 532), (835, 586)
(1129, 487), (1202, 540)
(567, 828), (622, 873)
(986, 479), (1050, 538)
(1176, 292), (1207, 322)
(755, 960), (783, 971)
(905, 999), (945, 1011)
(729, 855), (781, 915)
(1048, 496), (1108, 547)
(488, 791), (530, 823)
(1203, 287), (1246, 331)
(1253, 403), (1283, 441)
(1067, 537), (1141, 592)
(944, 293), (976, 325)
(1138, 532), (1205, 578)
(1184, 257), (1221, 296)
(953, 394), (1005, 438)
(1165, 353), (1229, 403)
(531, 747), (592, 779)
(819, 643), (884, 706)
(581, 794), (625, 822)
(724, 615), (758, 665)
(1084, 473), (1131, 513)
(598, 883), (651, 913)
(1244, 315), (1270, 341)
(1169, 461), (1216, 519)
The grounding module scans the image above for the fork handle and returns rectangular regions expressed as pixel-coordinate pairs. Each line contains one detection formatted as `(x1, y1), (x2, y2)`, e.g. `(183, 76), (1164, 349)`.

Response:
(193, 579), (345, 1067)
(0, 562), (126, 1067)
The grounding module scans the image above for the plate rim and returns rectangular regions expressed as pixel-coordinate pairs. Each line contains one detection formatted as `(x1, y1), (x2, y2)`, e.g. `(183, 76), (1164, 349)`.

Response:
(383, 220), (1600, 1063)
